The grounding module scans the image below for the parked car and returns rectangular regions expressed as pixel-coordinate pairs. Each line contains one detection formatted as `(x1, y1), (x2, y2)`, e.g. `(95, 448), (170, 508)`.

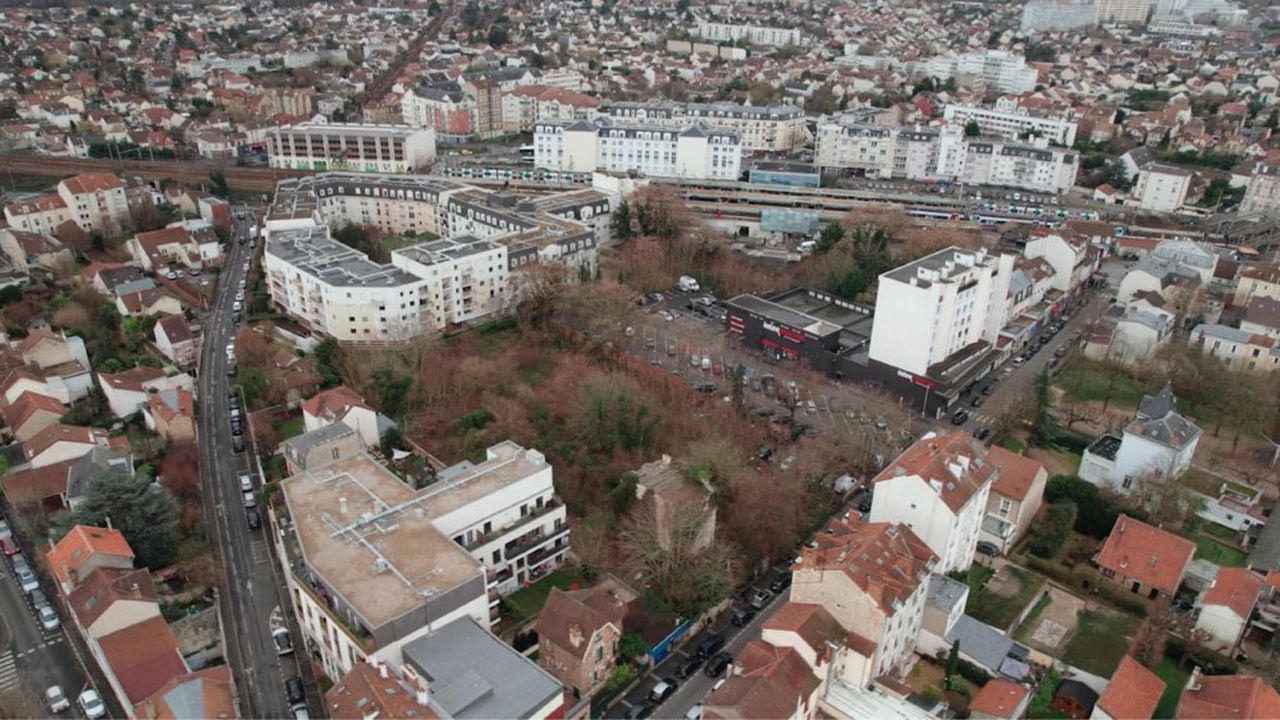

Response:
(748, 588), (772, 610)
(233, 435), (245, 453)
(704, 652), (733, 678)
(246, 508), (262, 530)
(695, 633), (726, 660)
(649, 679), (678, 704)
(624, 702), (655, 719)
(291, 703), (310, 720)
(768, 572), (792, 593)
(29, 587), (48, 609)
(976, 541), (1000, 557)
(39, 605), (60, 631)
(285, 676), (305, 704)
(78, 690), (106, 720)
(684, 705), (702, 720)
(45, 685), (69, 713)
(239, 473), (254, 492)
(0, 519), (12, 540)
(675, 655), (704, 680)
(950, 411), (969, 425)
(730, 607), (756, 627)
(0, 536), (18, 556)
(15, 566), (39, 594)
(242, 490), (257, 508)
(273, 628), (294, 656)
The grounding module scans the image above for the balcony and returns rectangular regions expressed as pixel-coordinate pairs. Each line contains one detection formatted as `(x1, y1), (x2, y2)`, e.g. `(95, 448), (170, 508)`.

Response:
(505, 525), (569, 563)
(462, 498), (563, 551)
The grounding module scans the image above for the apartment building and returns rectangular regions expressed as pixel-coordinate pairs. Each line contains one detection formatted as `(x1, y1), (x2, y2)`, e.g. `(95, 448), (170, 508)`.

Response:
(400, 84), (475, 142)
(1020, 0), (1099, 31)
(534, 119), (742, 180)
(868, 246), (1014, 379)
(790, 521), (936, 677)
(1096, 0), (1150, 23)
(267, 122), (437, 173)
(278, 443), (568, 681)
(1189, 323), (1280, 373)
(815, 124), (1078, 194)
(608, 101), (807, 152)
(1020, 230), (1094, 293)
(503, 85), (601, 133)
(263, 173), (606, 343)
(695, 20), (801, 46)
(1240, 165), (1280, 215)
(869, 432), (996, 574)
(1130, 163), (1191, 212)
(3, 173), (131, 237)
(942, 103), (1078, 147)
(920, 51), (1039, 95)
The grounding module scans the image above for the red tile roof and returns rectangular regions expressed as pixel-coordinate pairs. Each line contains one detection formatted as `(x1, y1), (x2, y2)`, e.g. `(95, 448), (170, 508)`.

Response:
(326, 663), (438, 720)
(969, 679), (1029, 719)
(61, 172), (122, 195)
(1097, 656), (1165, 720)
(46, 525), (134, 589)
(134, 666), (235, 720)
(0, 458), (74, 505)
(1202, 568), (1263, 619)
(873, 432), (996, 513)
(98, 366), (167, 392)
(1178, 673), (1280, 719)
(24, 423), (99, 461)
(68, 567), (159, 630)
(1096, 515), (1195, 595)
(762, 603), (846, 661)
(536, 586), (625, 661)
(97, 616), (187, 704)
(3, 390), (65, 433)
(983, 445), (1045, 502)
(703, 640), (819, 720)
(792, 522), (935, 616)
(155, 315), (193, 344)
(302, 385), (372, 422)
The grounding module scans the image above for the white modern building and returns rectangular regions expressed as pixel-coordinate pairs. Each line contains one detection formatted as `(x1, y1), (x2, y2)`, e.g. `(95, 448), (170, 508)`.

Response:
(869, 432), (995, 574)
(920, 51), (1039, 95)
(943, 103), (1078, 147)
(1021, 231), (1093, 293)
(277, 443), (568, 682)
(1079, 384), (1201, 493)
(1194, 568), (1263, 653)
(1097, 0), (1151, 22)
(816, 124), (1078, 194)
(268, 122), (437, 174)
(1188, 323), (1280, 373)
(608, 101), (808, 153)
(1130, 163), (1192, 212)
(534, 119), (741, 181)
(790, 521), (936, 677)
(695, 20), (800, 47)
(1240, 165), (1280, 216)
(1020, 0), (1099, 31)
(4, 173), (131, 238)
(868, 247), (1014, 378)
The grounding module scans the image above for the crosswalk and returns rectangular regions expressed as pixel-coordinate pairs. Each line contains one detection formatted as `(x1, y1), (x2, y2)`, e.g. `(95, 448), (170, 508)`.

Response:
(968, 413), (998, 427)
(251, 539), (269, 565)
(0, 649), (18, 692)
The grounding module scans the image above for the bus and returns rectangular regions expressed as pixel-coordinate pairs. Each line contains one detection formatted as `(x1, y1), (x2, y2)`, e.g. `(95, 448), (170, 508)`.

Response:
(518, 145), (535, 164)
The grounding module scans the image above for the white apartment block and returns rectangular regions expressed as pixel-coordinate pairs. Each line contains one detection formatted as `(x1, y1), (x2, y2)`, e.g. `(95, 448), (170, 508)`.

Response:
(1241, 165), (1280, 216)
(869, 247), (1013, 378)
(268, 122), (436, 174)
(790, 521), (936, 677)
(608, 101), (807, 153)
(870, 432), (995, 574)
(921, 51), (1039, 95)
(264, 173), (607, 343)
(5, 173), (131, 237)
(503, 86), (600, 133)
(943, 103), (1078, 147)
(1189, 323), (1280, 373)
(1130, 163), (1191, 212)
(695, 20), (800, 47)
(534, 119), (742, 181)
(1097, 0), (1151, 22)
(816, 124), (1078, 194)
(1020, 0), (1099, 31)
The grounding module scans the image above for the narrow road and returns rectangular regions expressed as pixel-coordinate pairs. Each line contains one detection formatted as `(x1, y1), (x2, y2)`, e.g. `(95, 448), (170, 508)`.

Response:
(196, 213), (316, 719)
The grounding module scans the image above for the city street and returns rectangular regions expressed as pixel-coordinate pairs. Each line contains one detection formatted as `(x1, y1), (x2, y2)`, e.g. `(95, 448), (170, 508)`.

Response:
(0, 552), (93, 718)
(195, 213), (316, 719)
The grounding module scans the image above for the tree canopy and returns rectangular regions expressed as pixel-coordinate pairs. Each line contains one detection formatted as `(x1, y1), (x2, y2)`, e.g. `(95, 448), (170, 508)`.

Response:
(61, 468), (180, 569)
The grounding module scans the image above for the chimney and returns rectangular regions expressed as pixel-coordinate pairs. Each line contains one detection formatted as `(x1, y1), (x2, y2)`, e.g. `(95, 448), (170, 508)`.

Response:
(416, 690), (431, 707)
(1187, 666), (1203, 692)
(569, 623), (584, 649)
(339, 497), (348, 515)
(379, 662), (388, 679)
(661, 454), (671, 466)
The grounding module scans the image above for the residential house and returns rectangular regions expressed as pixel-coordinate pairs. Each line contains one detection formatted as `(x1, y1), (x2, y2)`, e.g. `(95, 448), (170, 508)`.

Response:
(979, 446), (1048, 554)
(142, 388), (195, 442)
(126, 225), (221, 272)
(1080, 384), (1201, 494)
(1085, 301), (1176, 365)
(535, 586), (626, 699)
(1233, 262), (1280, 306)
(1053, 679), (1100, 719)
(1177, 669), (1280, 719)
(1240, 296), (1280, 340)
(324, 662), (434, 720)
(1096, 515), (1195, 601)
(1021, 231), (1093, 294)
(116, 287), (184, 318)
(133, 666), (235, 720)
(83, 263), (145, 296)
(96, 616), (190, 708)
(98, 367), (194, 420)
(970, 679), (1031, 720)
(0, 228), (72, 274)
(3, 390), (67, 442)
(1091, 655), (1165, 720)
(21, 423), (114, 469)
(14, 329), (93, 401)
(1194, 567), (1263, 654)
(869, 432), (995, 573)
(1188, 323), (1280, 373)
(281, 423), (364, 474)
(301, 385), (395, 449)
(633, 454), (716, 554)
(2, 458), (80, 513)
(67, 567), (161, 640)
(153, 316), (196, 367)
(702, 639), (823, 720)
(46, 525), (136, 595)
(56, 173), (132, 237)
(1193, 480), (1268, 534)
(790, 521), (936, 677)
(1130, 163), (1192, 212)
(64, 446), (135, 511)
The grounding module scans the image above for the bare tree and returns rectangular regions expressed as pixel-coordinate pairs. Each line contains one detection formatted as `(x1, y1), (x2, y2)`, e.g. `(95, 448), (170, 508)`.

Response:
(615, 499), (736, 616)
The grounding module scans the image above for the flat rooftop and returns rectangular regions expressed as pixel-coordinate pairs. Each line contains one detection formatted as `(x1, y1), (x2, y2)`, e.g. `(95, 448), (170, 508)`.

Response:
(395, 235), (499, 266)
(770, 287), (874, 332)
(416, 441), (548, 519)
(727, 293), (843, 337)
(267, 225), (423, 288)
(884, 246), (993, 289)
(274, 122), (425, 139)
(280, 455), (482, 629)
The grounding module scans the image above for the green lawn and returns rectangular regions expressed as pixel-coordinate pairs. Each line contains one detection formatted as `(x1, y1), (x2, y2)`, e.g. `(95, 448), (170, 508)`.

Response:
(1054, 361), (1148, 407)
(1153, 658), (1190, 719)
(502, 566), (586, 621)
(967, 565), (1044, 630)
(1200, 523), (1237, 541)
(1014, 592), (1053, 642)
(1061, 610), (1139, 676)
(954, 564), (995, 594)
(1194, 536), (1248, 567)
(1001, 437), (1026, 453)
(276, 415), (305, 440)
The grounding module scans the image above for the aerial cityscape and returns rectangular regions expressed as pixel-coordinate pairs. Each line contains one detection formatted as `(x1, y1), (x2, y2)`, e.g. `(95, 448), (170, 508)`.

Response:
(0, 0), (1279, 718)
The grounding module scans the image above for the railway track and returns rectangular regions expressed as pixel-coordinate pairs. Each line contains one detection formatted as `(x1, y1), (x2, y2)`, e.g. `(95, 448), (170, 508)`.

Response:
(0, 154), (309, 193)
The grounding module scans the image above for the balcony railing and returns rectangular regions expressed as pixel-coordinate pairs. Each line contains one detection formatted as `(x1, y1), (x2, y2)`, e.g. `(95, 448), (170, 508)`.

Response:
(506, 525), (569, 562)
(462, 498), (563, 551)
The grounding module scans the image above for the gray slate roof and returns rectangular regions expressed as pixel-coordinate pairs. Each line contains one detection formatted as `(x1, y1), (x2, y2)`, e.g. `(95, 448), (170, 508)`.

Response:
(945, 614), (1015, 673)
(282, 423), (356, 458)
(926, 573), (968, 615)
(402, 617), (562, 719)
(1127, 384), (1201, 450)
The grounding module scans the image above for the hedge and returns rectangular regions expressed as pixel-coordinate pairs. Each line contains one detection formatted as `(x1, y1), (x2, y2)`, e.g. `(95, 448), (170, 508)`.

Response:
(1021, 556), (1148, 617)
(1164, 638), (1239, 675)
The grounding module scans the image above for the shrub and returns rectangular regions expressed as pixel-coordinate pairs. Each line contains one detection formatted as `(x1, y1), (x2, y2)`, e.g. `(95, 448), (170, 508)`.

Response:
(955, 658), (992, 687)
(1164, 638), (1238, 675)
(1045, 475), (1137, 538)
(1029, 501), (1077, 558)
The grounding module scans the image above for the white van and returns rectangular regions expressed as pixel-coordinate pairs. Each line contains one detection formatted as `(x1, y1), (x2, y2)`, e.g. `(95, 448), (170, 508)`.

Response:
(677, 275), (700, 293)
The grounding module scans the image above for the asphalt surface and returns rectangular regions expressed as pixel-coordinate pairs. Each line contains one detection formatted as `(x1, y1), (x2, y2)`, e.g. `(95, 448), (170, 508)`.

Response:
(195, 214), (316, 719)
(0, 549), (94, 718)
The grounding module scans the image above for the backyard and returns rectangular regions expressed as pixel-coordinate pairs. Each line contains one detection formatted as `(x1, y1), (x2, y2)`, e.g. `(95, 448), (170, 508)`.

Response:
(500, 565), (587, 623)
(1060, 609), (1139, 676)
(1153, 658), (1190, 718)
(1192, 535), (1248, 567)
(967, 564), (1045, 631)
(1054, 361), (1149, 408)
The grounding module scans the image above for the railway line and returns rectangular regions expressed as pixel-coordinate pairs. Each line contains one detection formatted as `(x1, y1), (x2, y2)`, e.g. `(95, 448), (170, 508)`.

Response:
(0, 153), (309, 193)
